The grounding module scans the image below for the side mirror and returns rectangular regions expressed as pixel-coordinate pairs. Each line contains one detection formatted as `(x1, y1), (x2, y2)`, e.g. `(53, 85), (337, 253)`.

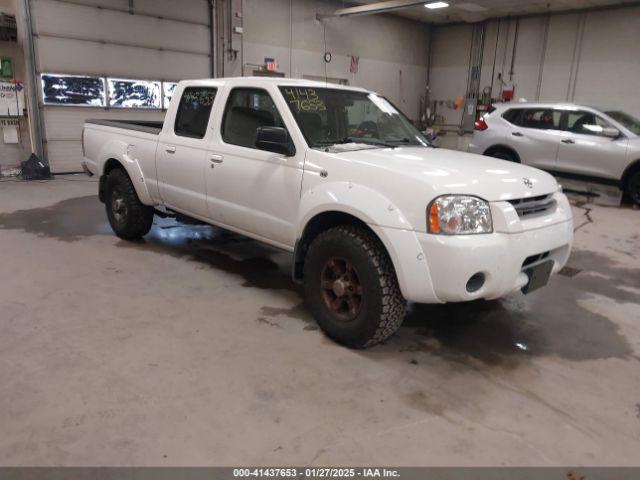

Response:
(255, 127), (295, 156)
(601, 127), (621, 139)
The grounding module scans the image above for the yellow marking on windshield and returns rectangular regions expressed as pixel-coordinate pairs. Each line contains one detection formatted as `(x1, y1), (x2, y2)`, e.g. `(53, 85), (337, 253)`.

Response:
(283, 87), (326, 112)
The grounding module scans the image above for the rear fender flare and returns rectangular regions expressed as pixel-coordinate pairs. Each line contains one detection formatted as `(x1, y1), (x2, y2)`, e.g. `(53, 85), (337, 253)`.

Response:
(99, 139), (154, 205)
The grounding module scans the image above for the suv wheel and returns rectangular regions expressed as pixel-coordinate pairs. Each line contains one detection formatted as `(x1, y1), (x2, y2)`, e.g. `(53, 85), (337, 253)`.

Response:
(303, 225), (406, 348)
(105, 169), (154, 240)
(628, 171), (640, 206)
(487, 148), (519, 163)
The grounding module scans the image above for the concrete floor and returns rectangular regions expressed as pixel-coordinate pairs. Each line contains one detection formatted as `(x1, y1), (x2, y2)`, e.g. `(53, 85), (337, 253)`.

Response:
(0, 177), (639, 466)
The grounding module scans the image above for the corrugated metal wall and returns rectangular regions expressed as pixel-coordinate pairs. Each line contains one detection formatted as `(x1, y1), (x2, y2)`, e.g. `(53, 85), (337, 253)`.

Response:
(428, 4), (640, 127)
(29, 0), (211, 172)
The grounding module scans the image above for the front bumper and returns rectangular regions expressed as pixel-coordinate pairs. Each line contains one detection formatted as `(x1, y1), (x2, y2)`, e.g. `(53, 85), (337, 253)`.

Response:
(416, 219), (572, 302)
(372, 192), (573, 304)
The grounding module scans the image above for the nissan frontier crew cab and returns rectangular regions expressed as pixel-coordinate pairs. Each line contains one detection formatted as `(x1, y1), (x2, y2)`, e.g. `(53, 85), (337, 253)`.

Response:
(82, 77), (574, 348)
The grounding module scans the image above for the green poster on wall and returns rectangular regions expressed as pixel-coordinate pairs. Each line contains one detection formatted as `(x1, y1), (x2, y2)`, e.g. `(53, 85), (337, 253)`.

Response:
(1, 57), (13, 78)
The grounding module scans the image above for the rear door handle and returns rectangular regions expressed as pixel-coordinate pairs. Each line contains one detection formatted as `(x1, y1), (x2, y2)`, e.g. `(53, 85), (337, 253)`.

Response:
(561, 139), (575, 144)
(165, 145), (176, 153)
(511, 132), (523, 137)
(209, 154), (224, 164)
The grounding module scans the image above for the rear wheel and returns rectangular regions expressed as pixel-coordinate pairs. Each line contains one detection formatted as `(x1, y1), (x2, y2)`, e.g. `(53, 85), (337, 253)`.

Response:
(627, 171), (640, 206)
(105, 168), (154, 240)
(303, 225), (406, 348)
(486, 147), (519, 163)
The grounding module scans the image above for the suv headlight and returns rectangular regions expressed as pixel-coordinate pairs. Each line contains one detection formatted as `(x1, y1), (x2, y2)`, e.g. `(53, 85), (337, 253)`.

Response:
(428, 195), (492, 234)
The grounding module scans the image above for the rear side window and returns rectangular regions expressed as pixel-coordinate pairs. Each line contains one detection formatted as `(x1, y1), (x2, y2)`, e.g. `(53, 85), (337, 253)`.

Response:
(502, 108), (523, 126)
(221, 88), (286, 149)
(519, 108), (561, 130)
(174, 87), (217, 139)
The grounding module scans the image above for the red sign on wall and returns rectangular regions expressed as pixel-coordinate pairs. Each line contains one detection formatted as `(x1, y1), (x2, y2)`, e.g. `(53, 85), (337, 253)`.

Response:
(265, 57), (277, 72)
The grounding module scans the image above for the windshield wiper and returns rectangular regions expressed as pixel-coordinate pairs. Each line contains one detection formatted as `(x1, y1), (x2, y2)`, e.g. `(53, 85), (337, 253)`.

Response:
(387, 137), (431, 147)
(313, 137), (397, 149)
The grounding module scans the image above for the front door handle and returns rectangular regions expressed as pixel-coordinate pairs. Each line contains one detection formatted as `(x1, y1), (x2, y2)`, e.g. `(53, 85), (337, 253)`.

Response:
(165, 145), (176, 153)
(561, 139), (575, 144)
(512, 132), (523, 137)
(209, 154), (224, 164)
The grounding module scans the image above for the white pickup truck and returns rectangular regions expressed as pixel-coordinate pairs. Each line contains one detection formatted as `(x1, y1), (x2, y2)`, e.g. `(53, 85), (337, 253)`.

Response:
(82, 77), (574, 348)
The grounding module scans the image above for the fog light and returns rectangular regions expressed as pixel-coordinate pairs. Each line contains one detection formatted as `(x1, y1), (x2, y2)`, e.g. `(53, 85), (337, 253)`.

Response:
(466, 272), (485, 293)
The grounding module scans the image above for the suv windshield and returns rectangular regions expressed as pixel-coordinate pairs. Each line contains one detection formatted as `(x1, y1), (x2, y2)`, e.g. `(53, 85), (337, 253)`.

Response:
(604, 110), (640, 136)
(279, 86), (429, 149)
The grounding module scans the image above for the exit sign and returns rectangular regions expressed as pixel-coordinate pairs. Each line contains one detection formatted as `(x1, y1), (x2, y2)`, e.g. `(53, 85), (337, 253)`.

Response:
(264, 57), (277, 72)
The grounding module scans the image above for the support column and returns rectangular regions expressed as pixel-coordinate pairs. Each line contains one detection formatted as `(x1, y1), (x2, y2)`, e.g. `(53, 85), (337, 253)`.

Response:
(15, 0), (45, 164)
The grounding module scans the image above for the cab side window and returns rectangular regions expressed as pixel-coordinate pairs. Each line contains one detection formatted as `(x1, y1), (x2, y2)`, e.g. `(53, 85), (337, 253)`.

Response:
(566, 111), (611, 136)
(519, 108), (562, 130)
(174, 87), (217, 139)
(222, 88), (287, 149)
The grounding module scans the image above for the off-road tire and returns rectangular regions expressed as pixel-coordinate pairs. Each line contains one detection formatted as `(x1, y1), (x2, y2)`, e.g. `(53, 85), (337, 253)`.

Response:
(627, 171), (640, 206)
(105, 168), (154, 240)
(303, 225), (406, 348)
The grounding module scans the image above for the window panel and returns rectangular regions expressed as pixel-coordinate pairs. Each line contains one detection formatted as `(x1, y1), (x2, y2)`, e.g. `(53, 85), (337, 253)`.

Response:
(41, 73), (105, 106)
(566, 111), (612, 136)
(163, 82), (178, 109)
(279, 86), (428, 148)
(605, 111), (640, 135)
(502, 108), (523, 126)
(520, 108), (562, 130)
(108, 78), (161, 109)
(222, 88), (286, 149)
(174, 87), (217, 139)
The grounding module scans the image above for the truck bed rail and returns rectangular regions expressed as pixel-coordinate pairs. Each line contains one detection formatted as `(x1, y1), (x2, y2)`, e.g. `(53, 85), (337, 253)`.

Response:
(86, 119), (163, 135)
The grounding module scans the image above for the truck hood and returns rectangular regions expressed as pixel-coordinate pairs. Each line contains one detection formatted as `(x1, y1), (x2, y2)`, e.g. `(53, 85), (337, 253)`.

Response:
(334, 146), (558, 202)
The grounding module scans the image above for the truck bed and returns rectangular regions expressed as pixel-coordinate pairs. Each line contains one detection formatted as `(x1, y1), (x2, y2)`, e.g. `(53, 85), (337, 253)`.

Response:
(85, 119), (164, 135)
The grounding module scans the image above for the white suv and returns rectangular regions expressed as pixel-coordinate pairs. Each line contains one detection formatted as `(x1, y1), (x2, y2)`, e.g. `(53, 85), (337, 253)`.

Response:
(468, 103), (640, 204)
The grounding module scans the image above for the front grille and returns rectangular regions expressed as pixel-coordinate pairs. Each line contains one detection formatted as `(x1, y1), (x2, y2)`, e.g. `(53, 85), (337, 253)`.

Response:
(509, 194), (556, 218)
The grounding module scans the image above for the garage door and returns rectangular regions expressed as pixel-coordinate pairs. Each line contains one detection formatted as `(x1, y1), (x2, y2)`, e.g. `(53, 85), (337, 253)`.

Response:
(29, 0), (212, 173)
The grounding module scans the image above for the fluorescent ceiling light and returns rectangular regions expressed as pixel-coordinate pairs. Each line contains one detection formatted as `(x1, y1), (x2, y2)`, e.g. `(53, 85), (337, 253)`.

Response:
(425, 1), (449, 9)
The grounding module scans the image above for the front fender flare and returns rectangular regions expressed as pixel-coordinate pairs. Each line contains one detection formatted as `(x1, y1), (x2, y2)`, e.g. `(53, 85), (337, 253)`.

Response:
(297, 182), (439, 303)
(297, 181), (412, 237)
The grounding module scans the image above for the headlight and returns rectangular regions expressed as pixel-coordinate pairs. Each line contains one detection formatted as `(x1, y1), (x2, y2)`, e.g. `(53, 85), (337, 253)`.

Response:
(428, 195), (492, 235)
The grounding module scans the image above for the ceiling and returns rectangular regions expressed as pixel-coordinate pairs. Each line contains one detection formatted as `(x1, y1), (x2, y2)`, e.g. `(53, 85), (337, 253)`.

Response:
(335, 0), (638, 24)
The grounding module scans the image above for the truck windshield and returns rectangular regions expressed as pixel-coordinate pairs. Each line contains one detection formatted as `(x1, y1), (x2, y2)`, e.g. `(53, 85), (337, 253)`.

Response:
(604, 110), (640, 136)
(279, 86), (429, 150)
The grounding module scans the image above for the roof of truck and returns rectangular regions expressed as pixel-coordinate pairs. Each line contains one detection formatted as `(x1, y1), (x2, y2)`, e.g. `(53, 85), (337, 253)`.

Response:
(183, 76), (370, 93)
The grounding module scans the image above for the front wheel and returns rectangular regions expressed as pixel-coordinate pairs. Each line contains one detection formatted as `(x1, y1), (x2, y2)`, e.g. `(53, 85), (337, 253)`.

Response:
(105, 169), (154, 240)
(627, 171), (640, 206)
(303, 225), (406, 348)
